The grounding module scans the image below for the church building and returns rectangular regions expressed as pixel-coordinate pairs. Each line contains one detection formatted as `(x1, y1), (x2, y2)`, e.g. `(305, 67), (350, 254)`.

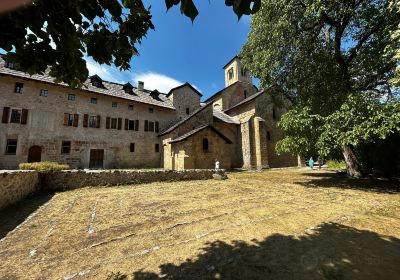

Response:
(0, 55), (298, 169)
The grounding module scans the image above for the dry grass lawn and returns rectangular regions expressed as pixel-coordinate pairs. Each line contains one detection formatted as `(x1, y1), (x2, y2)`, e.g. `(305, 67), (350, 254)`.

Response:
(0, 168), (399, 280)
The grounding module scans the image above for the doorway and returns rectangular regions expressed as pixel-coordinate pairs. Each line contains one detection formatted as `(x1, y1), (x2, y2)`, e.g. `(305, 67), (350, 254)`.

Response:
(89, 149), (104, 169)
(28, 146), (42, 163)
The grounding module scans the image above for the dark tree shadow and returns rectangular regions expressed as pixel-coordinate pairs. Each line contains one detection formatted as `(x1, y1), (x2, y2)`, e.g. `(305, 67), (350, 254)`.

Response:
(0, 192), (54, 239)
(132, 223), (400, 280)
(297, 172), (400, 194)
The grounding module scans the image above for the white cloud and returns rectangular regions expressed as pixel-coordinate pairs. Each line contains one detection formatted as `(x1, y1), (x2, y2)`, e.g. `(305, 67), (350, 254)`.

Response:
(132, 72), (184, 93)
(86, 60), (127, 83)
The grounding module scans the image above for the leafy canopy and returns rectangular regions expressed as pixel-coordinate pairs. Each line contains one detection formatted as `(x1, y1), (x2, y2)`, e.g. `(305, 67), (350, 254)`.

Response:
(241, 0), (400, 158)
(0, 0), (261, 87)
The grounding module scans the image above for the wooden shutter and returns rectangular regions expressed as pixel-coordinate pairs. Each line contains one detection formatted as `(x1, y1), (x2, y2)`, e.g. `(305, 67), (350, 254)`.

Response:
(117, 117), (122, 130)
(124, 119), (129, 130)
(2, 107), (10, 123)
(96, 115), (101, 128)
(21, 109), (28, 124)
(155, 121), (159, 133)
(63, 113), (69, 126)
(135, 120), (139, 131)
(106, 117), (110, 129)
(83, 114), (88, 127)
(144, 120), (148, 131)
(73, 114), (79, 127)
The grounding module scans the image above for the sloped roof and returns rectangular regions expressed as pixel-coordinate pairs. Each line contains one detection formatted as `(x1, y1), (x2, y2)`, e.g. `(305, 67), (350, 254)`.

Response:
(213, 109), (240, 124)
(169, 125), (233, 144)
(158, 102), (213, 136)
(224, 89), (266, 112)
(222, 55), (239, 69)
(0, 56), (175, 110)
(166, 82), (203, 97)
(203, 80), (258, 103)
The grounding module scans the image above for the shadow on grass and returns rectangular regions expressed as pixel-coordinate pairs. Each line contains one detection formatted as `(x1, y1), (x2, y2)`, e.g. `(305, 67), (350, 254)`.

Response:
(0, 192), (54, 239)
(297, 172), (400, 194)
(123, 223), (400, 280)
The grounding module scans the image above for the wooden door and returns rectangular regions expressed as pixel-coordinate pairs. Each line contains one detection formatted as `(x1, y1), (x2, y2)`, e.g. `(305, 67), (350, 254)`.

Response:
(28, 146), (42, 163)
(89, 149), (104, 169)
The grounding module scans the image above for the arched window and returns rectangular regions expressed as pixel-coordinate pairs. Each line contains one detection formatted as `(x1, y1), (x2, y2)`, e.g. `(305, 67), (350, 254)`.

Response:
(203, 138), (209, 151)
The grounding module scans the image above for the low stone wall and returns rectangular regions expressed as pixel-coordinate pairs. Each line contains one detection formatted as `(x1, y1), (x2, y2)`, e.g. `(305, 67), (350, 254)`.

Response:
(0, 170), (40, 210)
(42, 169), (225, 190)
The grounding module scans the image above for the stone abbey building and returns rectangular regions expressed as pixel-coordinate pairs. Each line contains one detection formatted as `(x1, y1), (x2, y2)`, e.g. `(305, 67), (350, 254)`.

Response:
(0, 55), (298, 170)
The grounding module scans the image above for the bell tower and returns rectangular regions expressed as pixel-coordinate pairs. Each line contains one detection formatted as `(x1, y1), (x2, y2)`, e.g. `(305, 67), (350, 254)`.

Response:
(223, 56), (251, 87)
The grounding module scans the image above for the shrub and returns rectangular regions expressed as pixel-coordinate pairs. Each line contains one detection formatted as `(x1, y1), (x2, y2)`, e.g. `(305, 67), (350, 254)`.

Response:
(326, 160), (346, 170)
(19, 161), (69, 173)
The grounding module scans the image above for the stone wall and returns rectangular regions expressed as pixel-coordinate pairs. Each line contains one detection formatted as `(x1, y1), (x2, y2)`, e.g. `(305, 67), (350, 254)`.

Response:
(42, 169), (225, 190)
(0, 170), (39, 210)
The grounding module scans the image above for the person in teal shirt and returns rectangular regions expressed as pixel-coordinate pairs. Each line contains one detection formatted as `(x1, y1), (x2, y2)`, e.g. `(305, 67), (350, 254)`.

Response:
(309, 157), (314, 170)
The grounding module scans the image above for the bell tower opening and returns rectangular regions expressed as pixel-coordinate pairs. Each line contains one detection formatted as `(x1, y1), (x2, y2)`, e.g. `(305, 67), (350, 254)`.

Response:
(223, 56), (252, 87)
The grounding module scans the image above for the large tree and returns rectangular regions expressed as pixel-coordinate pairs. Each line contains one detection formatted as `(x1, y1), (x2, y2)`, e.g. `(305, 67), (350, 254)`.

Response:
(241, 0), (400, 177)
(0, 0), (260, 87)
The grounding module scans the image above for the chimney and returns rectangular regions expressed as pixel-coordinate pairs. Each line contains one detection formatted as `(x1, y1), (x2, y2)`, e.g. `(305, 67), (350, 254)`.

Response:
(138, 81), (144, 90)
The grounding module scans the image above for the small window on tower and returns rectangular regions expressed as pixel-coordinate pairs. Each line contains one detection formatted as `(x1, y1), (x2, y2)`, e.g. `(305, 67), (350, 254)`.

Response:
(186, 108), (190, 115)
(244, 90), (248, 99)
(272, 108), (277, 120)
(130, 143), (135, 153)
(267, 131), (271, 141)
(228, 68), (234, 80)
(155, 143), (160, 153)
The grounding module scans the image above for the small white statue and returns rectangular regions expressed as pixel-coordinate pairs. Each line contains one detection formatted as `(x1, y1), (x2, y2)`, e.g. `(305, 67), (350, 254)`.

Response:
(215, 159), (220, 170)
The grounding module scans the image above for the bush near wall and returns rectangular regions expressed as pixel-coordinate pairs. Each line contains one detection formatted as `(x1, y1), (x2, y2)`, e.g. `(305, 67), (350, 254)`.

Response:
(326, 160), (346, 170)
(19, 161), (69, 173)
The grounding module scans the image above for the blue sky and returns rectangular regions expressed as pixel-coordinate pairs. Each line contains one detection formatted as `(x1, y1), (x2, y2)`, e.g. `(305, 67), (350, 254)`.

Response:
(87, 1), (252, 100)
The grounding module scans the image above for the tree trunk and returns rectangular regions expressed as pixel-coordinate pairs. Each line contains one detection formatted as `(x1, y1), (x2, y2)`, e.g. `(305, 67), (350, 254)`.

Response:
(342, 144), (362, 178)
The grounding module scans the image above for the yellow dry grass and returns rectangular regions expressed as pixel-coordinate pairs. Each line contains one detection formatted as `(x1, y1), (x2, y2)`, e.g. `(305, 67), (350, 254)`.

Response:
(0, 168), (399, 280)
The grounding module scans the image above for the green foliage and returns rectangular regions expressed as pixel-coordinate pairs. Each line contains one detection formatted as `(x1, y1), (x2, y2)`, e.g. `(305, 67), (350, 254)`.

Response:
(19, 161), (69, 173)
(0, 0), (260, 87)
(242, 0), (400, 171)
(326, 160), (346, 170)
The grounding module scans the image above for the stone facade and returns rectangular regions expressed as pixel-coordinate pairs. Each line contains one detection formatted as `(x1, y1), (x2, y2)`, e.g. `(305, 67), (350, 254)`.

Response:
(0, 56), (298, 170)
(0, 170), (39, 210)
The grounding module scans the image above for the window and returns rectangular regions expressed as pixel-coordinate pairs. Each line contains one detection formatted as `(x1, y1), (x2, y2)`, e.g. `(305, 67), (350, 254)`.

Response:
(267, 131), (271, 141)
(130, 143), (135, 153)
(64, 113), (79, 127)
(155, 143), (160, 153)
(228, 68), (234, 80)
(128, 104), (134, 111)
(90, 98), (97, 104)
(149, 107), (154, 113)
(89, 115), (98, 128)
(272, 108), (277, 120)
(67, 114), (74, 126)
(241, 67), (247, 77)
(203, 138), (209, 151)
(244, 90), (248, 99)
(10, 109), (22, 123)
(149, 121), (155, 132)
(68, 94), (76, 101)
(14, 83), (23, 93)
(112, 102), (117, 108)
(111, 118), (117, 129)
(128, 120), (135, 130)
(6, 139), (17, 155)
(61, 141), (71, 154)
(39, 89), (48, 97)
(186, 108), (190, 115)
